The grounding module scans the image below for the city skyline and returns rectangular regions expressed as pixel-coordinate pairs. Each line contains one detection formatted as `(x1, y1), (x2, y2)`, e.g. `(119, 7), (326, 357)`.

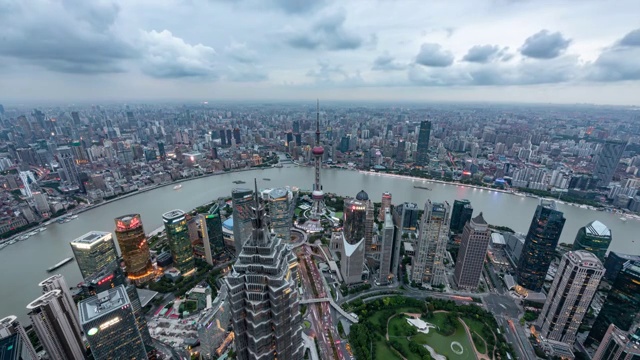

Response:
(1, 1), (640, 105)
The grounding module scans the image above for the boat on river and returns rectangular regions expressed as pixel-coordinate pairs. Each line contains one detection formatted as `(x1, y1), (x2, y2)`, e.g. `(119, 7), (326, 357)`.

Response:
(47, 257), (74, 272)
(173, 184), (182, 190)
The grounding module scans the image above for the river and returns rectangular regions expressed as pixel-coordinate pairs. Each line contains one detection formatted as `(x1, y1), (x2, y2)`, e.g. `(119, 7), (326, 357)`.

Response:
(2, 166), (638, 322)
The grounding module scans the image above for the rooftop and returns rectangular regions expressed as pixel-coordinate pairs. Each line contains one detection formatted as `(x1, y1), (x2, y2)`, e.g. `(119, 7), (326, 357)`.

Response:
(471, 212), (487, 225)
(163, 209), (186, 220)
(78, 285), (129, 324)
(568, 250), (603, 268)
(269, 187), (289, 199)
(585, 220), (611, 237)
(70, 231), (112, 246)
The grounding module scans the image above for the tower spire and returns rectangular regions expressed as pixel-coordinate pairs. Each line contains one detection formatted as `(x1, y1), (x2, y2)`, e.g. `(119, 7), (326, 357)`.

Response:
(316, 99), (320, 145)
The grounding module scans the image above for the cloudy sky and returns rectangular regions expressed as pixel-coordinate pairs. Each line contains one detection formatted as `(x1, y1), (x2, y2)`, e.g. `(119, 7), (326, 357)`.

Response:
(1, 0), (640, 105)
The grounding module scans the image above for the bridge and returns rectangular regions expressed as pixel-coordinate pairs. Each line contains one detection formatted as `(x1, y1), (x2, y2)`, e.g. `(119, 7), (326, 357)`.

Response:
(300, 297), (359, 323)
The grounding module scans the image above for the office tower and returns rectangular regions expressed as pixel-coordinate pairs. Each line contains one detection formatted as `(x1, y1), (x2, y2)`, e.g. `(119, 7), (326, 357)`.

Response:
(70, 231), (117, 279)
(396, 139), (406, 162)
(593, 324), (640, 360)
(126, 111), (136, 128)
(292, 120), (300, 134)
(226, 129), (232, 146)
(38, 275), (82, 338)
(378, 209), (395, 284)
(378, 192), (392, 222)
(81, 260), (152, 349)
(70, 111), (81, 125)
(453, 213), (491, 289)
(572, 220), (612, 262)
(537, 251), (604, 346)
(362, 192), (375, 253)
(412, 200), (450, 286)
(335, 193), (369, 285)
(163, 209), (196, 276)
(450, 199), (473, 234)
(269, 187), (293, 241)
(233, 128), (241, 144)
(27, 290), (85, 360)
(79, 286), (147, 360)
(517, 200), (566, 292)
(197, 285), (231, 360)
(57, 146), (79, 186)
(286, 132), (293, 147)
(114, 214), (154, 284)
(223, 182), (304, 360)
(310, 100), (326, 224)
(199, 204), (225, 266)
(231, 188), (254, 256)
(157, 141), (166, 159)
(594, 140), (626, 187)
(604, 252), (640, 282)
(587, 261), (640, 345)
(415, 120), (431, 166)
(392, 202), (419, 277)
(0, 316), (38, 360)
(219, 129), (226, 146)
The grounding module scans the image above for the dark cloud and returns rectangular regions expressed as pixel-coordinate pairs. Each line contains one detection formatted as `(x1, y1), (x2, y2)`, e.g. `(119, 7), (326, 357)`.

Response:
(462, 45), (507, 63)
(520, 30), (571, 59)
(588, 48), (640, 82)
(306, 60), (363, 85)
(620, 28), (640, 47)
(372, 53), (405, 71)
(0, 0), (136, 74)
(415, 43), (454, 67)
(225, 42), (258, 63)
(287, 10), (365, 50)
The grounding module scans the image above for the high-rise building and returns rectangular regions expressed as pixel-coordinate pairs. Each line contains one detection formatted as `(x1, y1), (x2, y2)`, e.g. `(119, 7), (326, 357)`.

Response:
(453, 213), (491, 289)
(199, 204), (225, 266)
(333, 192), (369, 285)
(79, 285), (147, 360)
(378, 209), (395, 284)
(537, 251), (604, 346)
(163, 209), (196, 276)
(231, 188), (254, 256)
(572, 220), (612, 262)
(450, 199), (473, 234)
(57, 146), (80, 186)
(415, 120), (431, 166)
(604, 252), (640, 282)
(0, 316), (38, 360)
(593, 324), (640, 360)
(587, 261), (640, 345)
(392, 202), (419, 278)
(38, 275), (82, 338)
(310, 100), (326, 227)
(363, 193), (375, 254)
(70, 231), (117, 279)
(114, 214), (154, 284)
(268, 187), (293, 241)
(517, 200), (566, 292)
(594, 140), (626, 187)
(27, 290), (85, 360)
(197, 284), (231, 360)
(223, 182), (303, 360)
(412, 200), (450, 286)
(378, 192), (392, 222)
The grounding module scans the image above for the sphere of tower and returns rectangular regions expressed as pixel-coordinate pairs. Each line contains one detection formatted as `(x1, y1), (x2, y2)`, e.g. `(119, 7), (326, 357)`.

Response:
(312, 190), (324, 200)
(356, 190), (369, 201)
(312, 146), (324, 156)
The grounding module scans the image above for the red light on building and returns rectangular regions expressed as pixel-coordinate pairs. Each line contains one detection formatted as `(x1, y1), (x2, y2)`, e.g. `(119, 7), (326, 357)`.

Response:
(97, 274), (114, 285)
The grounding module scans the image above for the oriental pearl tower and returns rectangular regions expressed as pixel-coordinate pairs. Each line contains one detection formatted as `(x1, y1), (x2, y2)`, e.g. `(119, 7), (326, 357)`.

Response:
(310, 100), (325, 224)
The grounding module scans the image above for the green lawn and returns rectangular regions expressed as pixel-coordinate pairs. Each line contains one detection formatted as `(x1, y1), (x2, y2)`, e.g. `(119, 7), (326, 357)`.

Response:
(375, 339), (402, 360)
(462, 317), (493, 355)
(334, 211), (343, 219)
(303, 320), (311, 329)
(413, 313), (476, 360)
(295, 208), (302, 216)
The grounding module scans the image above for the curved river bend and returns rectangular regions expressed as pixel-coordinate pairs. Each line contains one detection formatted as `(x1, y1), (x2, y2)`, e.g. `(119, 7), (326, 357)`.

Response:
(2, 167), (638, 321)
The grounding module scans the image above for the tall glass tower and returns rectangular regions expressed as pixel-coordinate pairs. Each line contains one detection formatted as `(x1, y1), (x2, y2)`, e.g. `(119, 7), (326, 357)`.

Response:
(572, 220), (612, 261)
(450, 199), (473, 234)
(593, 139), (626, 187)
(415, 120), (431, 166)
(517, 200), (566, 292)
(199, 203), (225, 266)
(268, 187), (293, 242)
(223, 181), (303, 360)
(114, 214), (154, 284)
(163, 209), (196, 276)
(70, 231), (117, 279)
(0, 316), (38, 360)
(412, 200), (450, 286)
(231, 188), (254, 256)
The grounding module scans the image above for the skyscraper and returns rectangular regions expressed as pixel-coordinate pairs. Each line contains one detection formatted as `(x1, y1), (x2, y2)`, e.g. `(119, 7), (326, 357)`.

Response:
(453, 213), (491, 289)
(79, 285), (147, 360)
(593, 139), (626, 187)
(450, 199), (473, 234)
(604, 252), (640, 282)
(200, 204), (225, 266)
(572, 220), (612, 262)
(412, 200), (450, 286)
(587, 261), (640, 345)
(415, 120), (431, 166)
(223, 181), (303, 360)
(70, 231), (117, 279)
(378, 192), (392, 222)
(310, 100), (326, 227)
(114, 214), (154, 284)
(333, 192), (369, 285)
(593, 324), (640, 360)
(378, 209), (395, 284)
(517, 200), (566, 292)
(38, 275), (82, 338)
(0, 316), (38, 360)
(231, 188), (254, 256)
(537, 251), (604, 346)
(268, 187), (293, 241)
(163, 209), (196, 276)
(197, 284), (231, 360)
(57, 146), (79, 186)
(27, 290), (85, 360)
(392, 202), (419, 278)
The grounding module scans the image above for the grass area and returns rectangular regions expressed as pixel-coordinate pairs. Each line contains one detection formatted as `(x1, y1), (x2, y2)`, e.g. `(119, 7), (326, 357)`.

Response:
(462, 317), (493, 355)
(295, 207), (302, 216)
(375, 340), (402, 360)
(415, 313), (476, 360)
(303, 320), (311, 329)
(334, 211), (343, 219)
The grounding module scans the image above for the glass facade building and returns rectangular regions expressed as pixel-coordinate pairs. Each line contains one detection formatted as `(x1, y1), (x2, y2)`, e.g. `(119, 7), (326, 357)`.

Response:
(268, 187), (293, 241)
(593, 139), (626, 187)
(415, 120), (431, 166)
(163, 209), (195, 275)
(231, 188), (254, 256)
(572, 220), (612, 261)
(517, 200), (566, 292)
(412, 200), (450, 286)
(0, 316), (38, 360)
(593, 324), (640, 360)
(604, 252), (640, 282)
(70, 231), (117, 279)
(79, 285), (147, 360)
(587, 261), (640, 345)
(114, 214), (154, 284)
(450, 199), (473, 234)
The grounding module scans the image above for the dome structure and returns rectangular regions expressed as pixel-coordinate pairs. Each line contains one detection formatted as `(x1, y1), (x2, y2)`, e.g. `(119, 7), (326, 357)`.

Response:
(312, 146), (324, 156)
(355, 190), (369, 201)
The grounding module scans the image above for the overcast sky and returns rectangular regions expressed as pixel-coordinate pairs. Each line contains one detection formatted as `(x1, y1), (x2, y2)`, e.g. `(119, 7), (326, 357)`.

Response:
(1, 0), (640, 105)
